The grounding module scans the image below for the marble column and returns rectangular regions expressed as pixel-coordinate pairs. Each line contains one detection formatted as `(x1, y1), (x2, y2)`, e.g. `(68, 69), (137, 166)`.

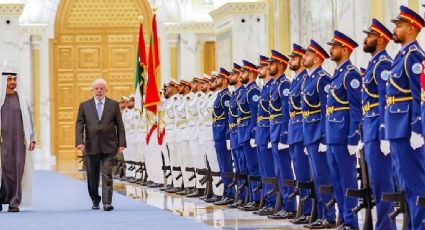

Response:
(210, 2), (267, 69)
(165, 22), (215, 80)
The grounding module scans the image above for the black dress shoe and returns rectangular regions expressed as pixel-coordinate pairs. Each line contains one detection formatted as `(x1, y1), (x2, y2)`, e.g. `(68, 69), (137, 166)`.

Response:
(160, 185), (173, 191)
(0, 205), (2, 212)
(92, 203), (100, 210)
(205, 195), (221, 203)
(176, 188), (192, 195)
(166, 187), (181, 193)
(252, 206), (268, 215)
(214, 197), (234, 205)
(290, 215), (310, 225)
(228, 200), (244, 208)
(257, 207), (275, 216)
(267, 210), (296, 219)
(241, 201), (259, 211)
(305, 218), (336, 229)
(186, 189), (204, 198)
(103, 204), (114, 211)
(8, 207), (19, 212)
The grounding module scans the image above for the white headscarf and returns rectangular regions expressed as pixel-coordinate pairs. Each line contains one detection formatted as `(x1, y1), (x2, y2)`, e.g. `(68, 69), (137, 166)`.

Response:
(0, 73), (35, 208)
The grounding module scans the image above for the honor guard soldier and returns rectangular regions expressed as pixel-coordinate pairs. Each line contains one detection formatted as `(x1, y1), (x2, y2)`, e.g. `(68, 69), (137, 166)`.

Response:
(254, 55), (278, 216)
(267, 50), (296, 219)
(237, 60), (262, 211)
(227, 63), (248, 208)
(175, 80), (195, 195)
(210, 68), (235, 205)
(186, 76), (207, 197)
(386, 6), (425, 229)
(122, 94), (138, 182)
(302, 40), (336, 228)
(360, 19), (397, 230)
(326, 30), (362, 229)
(200, 74), (223, 201)
(163, 80), (183, 193)
(287, 43), (313, 224)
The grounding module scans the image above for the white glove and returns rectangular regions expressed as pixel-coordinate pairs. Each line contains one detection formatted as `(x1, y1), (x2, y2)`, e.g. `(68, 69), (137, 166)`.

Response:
(250, 139), (257, 148)
(278, 142), (289, 150)
(380, 140), (391, 156)
(267, 142), (272, 149)
(410, 132), (424, 150)
(304, 147), (308, 155)
(348, 145), (357, 156)
(226, 140), (231, 151)
(318, 143), (327, 153)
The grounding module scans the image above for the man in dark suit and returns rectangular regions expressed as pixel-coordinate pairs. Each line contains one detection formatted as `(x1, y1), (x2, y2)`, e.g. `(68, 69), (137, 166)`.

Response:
(75, 78), (126, 211)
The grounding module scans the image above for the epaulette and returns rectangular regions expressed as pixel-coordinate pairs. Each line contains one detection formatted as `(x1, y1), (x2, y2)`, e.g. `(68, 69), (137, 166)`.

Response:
(347, 64), (357, 71)
(318, 70), (328, 77)
(409, 45), (418, 52)
(379, 55), (388, 62)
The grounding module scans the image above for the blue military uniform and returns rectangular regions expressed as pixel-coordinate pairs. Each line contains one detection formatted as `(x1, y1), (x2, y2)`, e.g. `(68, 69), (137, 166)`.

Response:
(326, 31), (361, 228)
(268, 50), (296, 214)
(255, 55), (277, 210)
(386, 6), (425, 229)
(238, 60), (261, 204)
(302, 39), (336, 225)
(287, 44), (312, 218)
(212, 68), (234, 200)
(361, 19), (396, 230)
(228, 63), (247, 203)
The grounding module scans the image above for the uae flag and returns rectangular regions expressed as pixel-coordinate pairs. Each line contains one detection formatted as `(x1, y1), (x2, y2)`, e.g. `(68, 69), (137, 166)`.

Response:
(134, 21), (147, 111)
(144, 13), (161, 114)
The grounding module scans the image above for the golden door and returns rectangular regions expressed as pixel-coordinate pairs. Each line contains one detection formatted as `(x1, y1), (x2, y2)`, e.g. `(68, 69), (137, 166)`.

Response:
(50, 0), (152, 167)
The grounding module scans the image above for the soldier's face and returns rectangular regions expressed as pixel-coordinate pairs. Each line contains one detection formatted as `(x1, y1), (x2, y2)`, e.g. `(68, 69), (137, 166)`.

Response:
(258, 65), (268, 79)
(92, 83), (107, 100)
(268, 61), (278, 76)
(289, 56), (302, 71)
(229, 72), (239, 85)
(240, 70), (249, 84)
(302, 51), (315, 68)
(329, 44), (343, 62)
(363, 32), (379, 53)
(178, 84), (185, 93)
(167, 85), (178, 96)
(210, 80), (217, 90)
(6, 76), (16, 91)
(127, 98), (135, 108)
(200, 82), (209, 92)
(192, 82), (200, 92)
(393, 21), (409, 43)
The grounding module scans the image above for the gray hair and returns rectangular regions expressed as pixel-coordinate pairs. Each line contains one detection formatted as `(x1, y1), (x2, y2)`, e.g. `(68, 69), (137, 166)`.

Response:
(92, 78), (107, 89)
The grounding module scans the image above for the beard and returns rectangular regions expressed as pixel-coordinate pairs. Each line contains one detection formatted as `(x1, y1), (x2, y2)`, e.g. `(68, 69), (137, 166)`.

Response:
(289, 63), (300, 71)
(393, 33), (401, 43)
(363, 41), (377, 53)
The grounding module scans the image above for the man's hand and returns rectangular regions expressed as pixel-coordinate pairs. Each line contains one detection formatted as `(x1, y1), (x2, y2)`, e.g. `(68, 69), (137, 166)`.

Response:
(28, 142), (35, 151)
(250, 139), (257, 148)
(118, 147), (125, 154)
(77, 144), (85, 151)
(278, 142), (289, 150)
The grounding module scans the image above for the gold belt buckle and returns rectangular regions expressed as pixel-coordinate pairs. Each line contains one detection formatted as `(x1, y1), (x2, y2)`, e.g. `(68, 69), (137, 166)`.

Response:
(326, 106), (334, 115)
(386, 96), (395, 105)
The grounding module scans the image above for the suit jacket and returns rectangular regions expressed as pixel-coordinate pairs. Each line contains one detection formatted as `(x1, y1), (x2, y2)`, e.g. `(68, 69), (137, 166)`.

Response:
(75, 97), (126, 155)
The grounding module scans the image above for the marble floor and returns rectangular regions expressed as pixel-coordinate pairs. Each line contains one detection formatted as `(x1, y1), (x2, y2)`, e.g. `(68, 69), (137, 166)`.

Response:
(36, 153), (404, 230)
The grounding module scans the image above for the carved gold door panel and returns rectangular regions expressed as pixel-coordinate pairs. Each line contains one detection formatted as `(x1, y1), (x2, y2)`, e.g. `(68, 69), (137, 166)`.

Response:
(51, 0), (152, 165)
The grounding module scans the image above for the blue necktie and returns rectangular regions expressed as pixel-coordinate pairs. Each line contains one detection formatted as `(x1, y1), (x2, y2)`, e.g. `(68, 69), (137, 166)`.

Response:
(97, 101), (103, 120)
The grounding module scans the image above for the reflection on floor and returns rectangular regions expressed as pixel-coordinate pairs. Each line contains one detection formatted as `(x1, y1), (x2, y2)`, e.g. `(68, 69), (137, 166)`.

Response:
(49, 158), (403, 230)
